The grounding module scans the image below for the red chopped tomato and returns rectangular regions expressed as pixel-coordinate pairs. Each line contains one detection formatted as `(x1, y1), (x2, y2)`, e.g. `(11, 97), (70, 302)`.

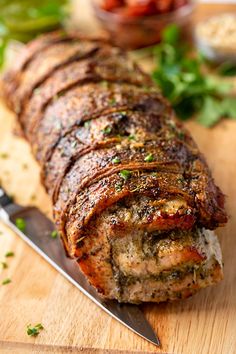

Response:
(102, 0), (124, 11)
(154, 0), (173, 13)
(173, 0), (188, 9)
(116, 1), (158, 17)
(102, 0), (188, 15)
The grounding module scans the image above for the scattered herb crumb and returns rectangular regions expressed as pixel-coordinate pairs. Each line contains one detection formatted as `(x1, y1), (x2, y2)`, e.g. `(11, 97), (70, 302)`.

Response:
(71, 140), (77, 148)
(108, 97), (116, 106)
(112, 157), (121, 164)
(50, 230), (58, 239)
(2, 278), (11, 285)
(119, 170), (132, 181)
(30, 194), (36, 201)
(100, 80), (109, 88)
(22, 163), (28, 170)
(0, 262), (8, 269)
(27, 323), (44, 337)
(144, 153), (154, 162)
(115, 181), (123, 192)
(101, 126), (112, 135)
(84, 120), (91, 128)
(15, 218), (26, 232)
(5, 251), (14, 258)
(128, 134), (136, 141)
(177, 131), (185, 140)
(0, 153), (9, 159)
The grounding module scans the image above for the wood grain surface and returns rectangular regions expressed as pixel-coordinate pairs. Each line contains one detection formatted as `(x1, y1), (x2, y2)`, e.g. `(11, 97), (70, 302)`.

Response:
(0, 1), (236, 353)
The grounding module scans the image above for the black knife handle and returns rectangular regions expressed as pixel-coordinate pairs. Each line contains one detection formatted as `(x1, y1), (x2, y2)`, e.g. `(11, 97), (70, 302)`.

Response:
(0, 185), (13, 207)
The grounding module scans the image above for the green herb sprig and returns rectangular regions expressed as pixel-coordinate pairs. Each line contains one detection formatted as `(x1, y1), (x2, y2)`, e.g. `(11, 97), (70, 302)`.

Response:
(151, 24), (236, 127)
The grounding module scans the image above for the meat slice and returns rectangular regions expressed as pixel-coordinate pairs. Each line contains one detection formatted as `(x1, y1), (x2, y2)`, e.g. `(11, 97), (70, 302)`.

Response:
(1, 32), (227, 303)
(11, 40), (100, 114)
(77, 209), (223, 303)
(20, 47), (152, 142)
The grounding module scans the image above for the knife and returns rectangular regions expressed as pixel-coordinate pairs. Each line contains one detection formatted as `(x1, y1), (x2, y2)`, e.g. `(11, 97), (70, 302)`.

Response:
(0, 185), (160, 347)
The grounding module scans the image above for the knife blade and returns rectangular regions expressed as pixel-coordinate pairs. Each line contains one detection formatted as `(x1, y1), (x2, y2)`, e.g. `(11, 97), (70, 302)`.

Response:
(0, 186), (160, 347)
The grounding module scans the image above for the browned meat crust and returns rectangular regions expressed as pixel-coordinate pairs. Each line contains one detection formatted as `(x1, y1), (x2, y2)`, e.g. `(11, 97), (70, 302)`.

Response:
(1, 32), (227, 303)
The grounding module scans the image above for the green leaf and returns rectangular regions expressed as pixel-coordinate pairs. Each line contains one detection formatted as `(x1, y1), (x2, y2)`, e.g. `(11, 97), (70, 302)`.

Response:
(197, 97), (223, 127)
(218, 62), (236, 77)
(221, 97), (236, 118)
(162, 24), (180, 45)
(0, 38), (7, 69)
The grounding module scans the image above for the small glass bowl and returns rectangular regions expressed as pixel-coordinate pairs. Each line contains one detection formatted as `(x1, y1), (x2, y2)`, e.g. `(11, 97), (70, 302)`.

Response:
(91, 0), (195, 49)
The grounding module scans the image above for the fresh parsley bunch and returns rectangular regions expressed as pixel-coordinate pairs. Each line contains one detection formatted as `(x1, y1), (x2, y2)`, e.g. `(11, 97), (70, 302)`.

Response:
(152, 25), (236, 127)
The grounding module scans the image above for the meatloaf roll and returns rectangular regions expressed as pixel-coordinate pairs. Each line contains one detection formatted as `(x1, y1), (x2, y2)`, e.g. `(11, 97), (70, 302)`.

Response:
(1, 31), (227, 303)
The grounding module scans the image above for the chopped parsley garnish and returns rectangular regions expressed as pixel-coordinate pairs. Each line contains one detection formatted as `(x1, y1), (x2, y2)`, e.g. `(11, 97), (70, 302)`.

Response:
(84, 120), (91, 128)
(144, 153), (154, 162)
(100, 80), (109, 88)
(30, 194), (36, 201)
(22, 163), (28, 169)
(0, 262), (8, 269)
(0, 153), (9, 159)
(128, 134), (136, 141)
(151, 172), (158, 177)
(115, 182), (123, 192)
(177, 131), (185, 140)
(101, 126), (112, 135)
(119, 170), (132, 181)
(5, 251), (14, 258)
(71, 140), (77, 148)
(2, 278), (11, 285)
(50, 230), (58, 239)
(112, 157), (121, 164)
(108, 97), (116, 106)
(27, 323), (44, 337)
(15, 218), (26, 232)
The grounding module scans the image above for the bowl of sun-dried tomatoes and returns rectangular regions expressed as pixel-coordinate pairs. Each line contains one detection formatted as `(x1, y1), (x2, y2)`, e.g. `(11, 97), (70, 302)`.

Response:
(92, 0), (195, 49)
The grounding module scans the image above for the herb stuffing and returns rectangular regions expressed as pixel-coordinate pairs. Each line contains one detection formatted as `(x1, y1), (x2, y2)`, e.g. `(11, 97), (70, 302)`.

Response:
(151, 24), (236, 127)
(27, 323), (44, 337)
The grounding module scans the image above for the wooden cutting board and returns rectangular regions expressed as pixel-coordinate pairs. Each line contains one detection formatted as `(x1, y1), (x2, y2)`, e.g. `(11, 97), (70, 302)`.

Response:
(0, 1), (236, 353)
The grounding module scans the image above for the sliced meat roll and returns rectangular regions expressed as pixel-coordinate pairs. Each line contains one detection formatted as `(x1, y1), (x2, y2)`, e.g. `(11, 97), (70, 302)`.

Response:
(1, 32), (227, 303)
